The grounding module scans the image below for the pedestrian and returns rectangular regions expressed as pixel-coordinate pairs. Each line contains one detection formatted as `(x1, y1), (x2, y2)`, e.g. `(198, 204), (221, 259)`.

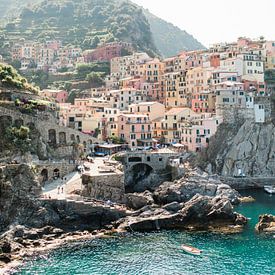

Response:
(58, 186), (60, 194)
(61, 187), (64, 193)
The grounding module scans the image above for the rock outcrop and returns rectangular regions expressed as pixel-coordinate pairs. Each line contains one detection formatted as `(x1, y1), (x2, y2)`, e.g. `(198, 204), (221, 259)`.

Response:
(117, 194), (247, 233)
(255, 214), (275, 233)
(199, 121), (275, 177)
(153, 168), (240, 205)
(125, 191), (154, 210)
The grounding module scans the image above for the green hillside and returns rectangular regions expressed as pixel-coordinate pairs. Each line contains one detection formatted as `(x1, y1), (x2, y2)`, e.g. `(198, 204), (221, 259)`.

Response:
(1, 0), (159, 57)
(0, 0), (205, 58)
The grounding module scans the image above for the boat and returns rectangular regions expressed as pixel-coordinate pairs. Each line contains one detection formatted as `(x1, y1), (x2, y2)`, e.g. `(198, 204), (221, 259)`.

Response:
(181, 244), (202, 256)
(264, 186), (275, 194)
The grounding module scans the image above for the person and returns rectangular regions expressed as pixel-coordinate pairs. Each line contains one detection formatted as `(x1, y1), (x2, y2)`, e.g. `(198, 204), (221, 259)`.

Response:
(57, 186), (60, 194)
(61, 187), (64, 194)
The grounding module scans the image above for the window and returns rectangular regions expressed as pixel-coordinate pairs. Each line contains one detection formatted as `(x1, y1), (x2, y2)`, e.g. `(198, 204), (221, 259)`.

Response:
(223, 98), (230, 103)
(147, 156), (151, 162)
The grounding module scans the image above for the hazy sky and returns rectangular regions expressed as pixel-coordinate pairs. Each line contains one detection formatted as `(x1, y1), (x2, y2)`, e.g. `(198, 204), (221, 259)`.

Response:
(131, 0), (275, 47)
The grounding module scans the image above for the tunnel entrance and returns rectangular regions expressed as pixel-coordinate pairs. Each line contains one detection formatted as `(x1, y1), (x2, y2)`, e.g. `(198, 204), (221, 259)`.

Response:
(126, 163), (153, 193)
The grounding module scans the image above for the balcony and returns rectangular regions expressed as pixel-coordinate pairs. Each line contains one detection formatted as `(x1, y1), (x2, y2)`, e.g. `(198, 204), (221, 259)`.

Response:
(126, 120), (150, 124)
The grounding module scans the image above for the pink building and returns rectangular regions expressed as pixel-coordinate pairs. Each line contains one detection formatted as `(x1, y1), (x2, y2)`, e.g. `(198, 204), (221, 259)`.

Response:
(180, 114), (223, 152)
(191, 90), (216, 113)
(83, 42), (132, 63)
(41, 89), (68, 103)
(118, 114), (155, 148)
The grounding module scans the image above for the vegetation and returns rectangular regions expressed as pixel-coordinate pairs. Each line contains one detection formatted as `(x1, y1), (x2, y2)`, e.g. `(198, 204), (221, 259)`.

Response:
(1, 0), (159, 56)
(4, 125), (31, 153)
(0, 63), (39, 93)
(144, 10), (205, 57)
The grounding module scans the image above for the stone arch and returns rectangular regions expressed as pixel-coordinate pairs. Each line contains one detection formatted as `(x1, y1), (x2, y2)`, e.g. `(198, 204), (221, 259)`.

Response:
(70, 134), (75, 142)
(0, 115), (13, 131)
(59, 132), (66, 145)
(126, 163), (154, 193)
(48, 129), (57, 145)
(41, 169), (48, 183)
(53, 168), (60, 179)
(14, 118), (24, 128)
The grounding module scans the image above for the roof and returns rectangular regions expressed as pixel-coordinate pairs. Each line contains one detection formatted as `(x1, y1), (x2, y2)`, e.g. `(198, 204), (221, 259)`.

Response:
(165, 108), (191, 116)
(120, 114), (148, 118)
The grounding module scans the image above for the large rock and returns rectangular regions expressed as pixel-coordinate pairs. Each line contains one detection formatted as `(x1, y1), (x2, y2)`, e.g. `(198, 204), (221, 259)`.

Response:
(153, 169), (240, 205)
(118, 194), (247, 233)
(125, 191), (154, 210)
(201, 121), (275, 177)
(255, 214), (275, 233)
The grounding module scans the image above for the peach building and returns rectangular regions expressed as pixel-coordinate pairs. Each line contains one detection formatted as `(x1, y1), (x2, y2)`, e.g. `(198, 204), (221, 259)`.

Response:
(118, 114), (154, 148)
(162, 108), (196, 143)
(186, 67), (212, 94)
(128, 102), (165, 120)
(41, 89), (68, 103)
(164, 71), (186, 108)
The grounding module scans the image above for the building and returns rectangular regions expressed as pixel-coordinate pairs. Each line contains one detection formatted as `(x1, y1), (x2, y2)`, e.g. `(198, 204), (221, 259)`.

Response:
(128, 102), (165, 120)
(41, 89), (68, 103)
(180, 113), (223, 152)
(162, 108), (195, 144)
(118, 114), (154, 148)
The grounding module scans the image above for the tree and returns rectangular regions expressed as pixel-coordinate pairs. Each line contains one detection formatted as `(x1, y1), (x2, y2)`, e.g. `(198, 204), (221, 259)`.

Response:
(86, 72), (104, 87)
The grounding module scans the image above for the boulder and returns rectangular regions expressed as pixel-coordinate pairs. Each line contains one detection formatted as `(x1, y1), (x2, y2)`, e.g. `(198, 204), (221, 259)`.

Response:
(125, 191), (154, 210)
(255, 214), (275, 233)
(162, 202), (183, 213)
(153, 169), (240, 205)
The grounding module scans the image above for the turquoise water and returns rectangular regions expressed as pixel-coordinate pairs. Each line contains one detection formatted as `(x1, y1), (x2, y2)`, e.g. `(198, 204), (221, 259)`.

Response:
(16, 190), (275, 275)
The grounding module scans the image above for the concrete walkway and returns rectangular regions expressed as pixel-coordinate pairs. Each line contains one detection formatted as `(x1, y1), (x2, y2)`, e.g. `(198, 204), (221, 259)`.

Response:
(42, 171), (82, 199)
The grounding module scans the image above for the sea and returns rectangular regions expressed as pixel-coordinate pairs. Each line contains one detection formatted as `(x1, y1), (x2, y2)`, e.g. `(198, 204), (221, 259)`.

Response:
(15, 190), (275, 275)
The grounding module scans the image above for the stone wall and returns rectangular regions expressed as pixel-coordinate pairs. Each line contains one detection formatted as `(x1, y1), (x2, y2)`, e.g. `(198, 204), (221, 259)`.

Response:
(82, 173), (125, 203)
(0, 106), (101, 159)
(35, 162), (76, 184)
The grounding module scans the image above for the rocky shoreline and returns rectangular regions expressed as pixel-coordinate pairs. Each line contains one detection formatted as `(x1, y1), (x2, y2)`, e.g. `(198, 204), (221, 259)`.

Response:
(0, 164), (253, 273)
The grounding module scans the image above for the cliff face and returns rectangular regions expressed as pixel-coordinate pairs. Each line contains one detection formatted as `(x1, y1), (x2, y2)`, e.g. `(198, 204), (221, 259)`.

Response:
(0, 164), (42, 232)
(200, 121), (275, 177)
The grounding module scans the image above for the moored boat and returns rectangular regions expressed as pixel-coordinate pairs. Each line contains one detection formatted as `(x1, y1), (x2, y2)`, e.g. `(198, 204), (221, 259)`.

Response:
(181, 244), (202, 256)
(264, 186), (275, 194)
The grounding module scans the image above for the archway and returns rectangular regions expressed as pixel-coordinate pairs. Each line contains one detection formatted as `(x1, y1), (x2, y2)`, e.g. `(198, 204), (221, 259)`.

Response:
(70, 134), (75, 142)
(41, 169), (48, 183)
(59, 132), (66, 145)
(126, 163), (153, 193)
(48, 129), (57, 145)
(53, 168), (60, 179)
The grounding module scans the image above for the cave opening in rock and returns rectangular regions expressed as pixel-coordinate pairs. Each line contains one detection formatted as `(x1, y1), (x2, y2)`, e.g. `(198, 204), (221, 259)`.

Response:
(41, 169), (48, 183)
(126, 163), (153, 193)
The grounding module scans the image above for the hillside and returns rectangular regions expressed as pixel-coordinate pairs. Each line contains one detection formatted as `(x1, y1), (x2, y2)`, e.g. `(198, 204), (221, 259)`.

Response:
(1, 0), (159, 57)
(144, 10), (205, 57)
(0, 0), (205, 58)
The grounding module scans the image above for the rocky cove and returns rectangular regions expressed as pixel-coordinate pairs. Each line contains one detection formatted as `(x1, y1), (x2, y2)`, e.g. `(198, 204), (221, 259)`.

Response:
(1, 161), (268, 272)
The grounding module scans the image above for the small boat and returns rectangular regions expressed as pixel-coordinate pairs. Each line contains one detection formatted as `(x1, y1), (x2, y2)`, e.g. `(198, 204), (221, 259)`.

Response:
(181, 244), (202, 256)
(264, 186), (275, 194)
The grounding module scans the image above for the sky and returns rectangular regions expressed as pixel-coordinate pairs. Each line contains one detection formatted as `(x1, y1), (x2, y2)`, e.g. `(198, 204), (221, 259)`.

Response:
(131, 0), (275, 47)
